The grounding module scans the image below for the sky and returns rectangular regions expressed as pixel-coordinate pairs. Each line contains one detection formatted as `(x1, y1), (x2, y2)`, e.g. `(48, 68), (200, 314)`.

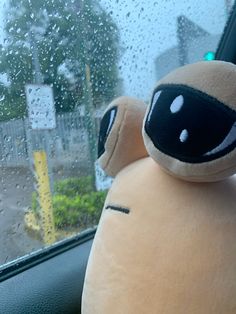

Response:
(0, 0), (231, 100)
(100, 0), (229, 100)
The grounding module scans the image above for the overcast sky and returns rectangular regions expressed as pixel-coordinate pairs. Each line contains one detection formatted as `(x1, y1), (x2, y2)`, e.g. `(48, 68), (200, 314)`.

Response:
(0, 0), (232, 100)
(100, 0), (230, 100)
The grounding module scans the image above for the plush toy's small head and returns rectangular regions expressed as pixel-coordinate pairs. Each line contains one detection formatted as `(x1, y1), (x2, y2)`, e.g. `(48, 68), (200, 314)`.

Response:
(97, 96), (148, 177)
(82, 61), (236, 314)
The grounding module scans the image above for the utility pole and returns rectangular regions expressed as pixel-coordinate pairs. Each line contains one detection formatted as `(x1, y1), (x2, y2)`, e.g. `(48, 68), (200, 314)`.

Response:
(78, 0), (97, 188)
(30, 31), (44, 84)
(27, 29), (56, 245)
(177, 15), (209, 66)
(225, 0), (232, 17)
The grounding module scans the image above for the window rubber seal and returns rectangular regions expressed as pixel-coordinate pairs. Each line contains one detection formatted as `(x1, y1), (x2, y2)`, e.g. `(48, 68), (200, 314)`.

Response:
(0, 227), (96, 283)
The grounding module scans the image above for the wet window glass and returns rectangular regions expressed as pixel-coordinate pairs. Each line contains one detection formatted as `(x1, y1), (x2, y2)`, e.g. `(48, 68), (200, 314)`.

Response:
(0, 0), (233, 265)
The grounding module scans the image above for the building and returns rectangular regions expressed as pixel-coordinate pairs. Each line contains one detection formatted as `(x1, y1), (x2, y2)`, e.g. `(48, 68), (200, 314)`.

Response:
(155, 15), (221, 81)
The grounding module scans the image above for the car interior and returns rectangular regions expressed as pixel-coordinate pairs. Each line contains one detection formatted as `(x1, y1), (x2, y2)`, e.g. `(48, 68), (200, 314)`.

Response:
(0, 1), (236, 314)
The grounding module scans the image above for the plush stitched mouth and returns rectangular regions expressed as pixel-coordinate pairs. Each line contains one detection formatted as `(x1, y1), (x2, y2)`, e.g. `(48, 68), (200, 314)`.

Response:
(145, 84), (236, 163)
(105, 205), (130, 214)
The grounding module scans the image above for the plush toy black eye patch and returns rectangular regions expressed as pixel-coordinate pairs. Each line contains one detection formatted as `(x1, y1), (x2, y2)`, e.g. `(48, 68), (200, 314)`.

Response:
(144, 84), (236, 163)
(98, 106), (117, 158)
(105, 205), (130, 214)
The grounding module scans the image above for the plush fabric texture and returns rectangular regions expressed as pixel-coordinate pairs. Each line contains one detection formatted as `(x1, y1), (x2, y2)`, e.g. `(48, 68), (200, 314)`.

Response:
(82, 61), (236, 313)
(82, 158), (236, 314)
(157, 61), (236, 111)
(98, 96), (148, 177)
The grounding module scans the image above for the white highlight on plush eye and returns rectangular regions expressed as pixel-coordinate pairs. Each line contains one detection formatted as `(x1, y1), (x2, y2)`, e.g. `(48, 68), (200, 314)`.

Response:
(179, 129), (188, 142)
(205, 121), (236, 156)
(170, 95), (184, 113)
(106, 108), (116, 135)
(147, 90), (162, 122)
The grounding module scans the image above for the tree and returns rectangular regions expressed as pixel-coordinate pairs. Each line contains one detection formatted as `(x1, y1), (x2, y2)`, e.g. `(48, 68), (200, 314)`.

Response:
(0, 0), (120, 120)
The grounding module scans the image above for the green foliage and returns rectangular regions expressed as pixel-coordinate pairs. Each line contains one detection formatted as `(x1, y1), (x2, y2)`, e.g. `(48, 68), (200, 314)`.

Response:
(0, 0), (121, 120)
(31, 191), (38, 213)
(53, 191), (106, 229)
(54, 176), (94, 197)
(32, 176), (107, 230)
(31, 191), (42, 221)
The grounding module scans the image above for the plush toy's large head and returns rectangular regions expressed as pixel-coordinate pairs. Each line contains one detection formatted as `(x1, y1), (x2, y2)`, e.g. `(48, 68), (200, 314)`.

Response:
(144, 61), (236, 182)
(82, 61), (236, 314)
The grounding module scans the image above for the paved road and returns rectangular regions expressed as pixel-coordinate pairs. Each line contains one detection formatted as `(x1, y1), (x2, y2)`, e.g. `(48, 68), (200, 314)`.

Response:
(0, 167), (43, 265)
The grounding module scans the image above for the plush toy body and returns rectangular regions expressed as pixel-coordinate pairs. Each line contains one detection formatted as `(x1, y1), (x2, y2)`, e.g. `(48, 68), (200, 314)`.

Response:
(82, 61), (236, 314)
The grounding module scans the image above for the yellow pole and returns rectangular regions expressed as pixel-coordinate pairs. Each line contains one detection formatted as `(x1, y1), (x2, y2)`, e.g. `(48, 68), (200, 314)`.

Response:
(34, 150), (56, 245)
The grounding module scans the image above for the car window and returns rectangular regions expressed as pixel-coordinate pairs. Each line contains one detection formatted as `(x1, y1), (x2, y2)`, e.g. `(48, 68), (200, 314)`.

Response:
(0, 0), (233, 266)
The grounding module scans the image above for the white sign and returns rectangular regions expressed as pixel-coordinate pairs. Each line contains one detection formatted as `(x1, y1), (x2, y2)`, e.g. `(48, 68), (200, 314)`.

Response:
(25, 84), (56, 130)
(95, 161), (113, 191)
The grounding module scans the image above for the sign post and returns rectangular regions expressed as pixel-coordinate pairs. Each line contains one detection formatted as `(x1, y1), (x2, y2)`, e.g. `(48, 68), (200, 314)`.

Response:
(25, 84), (56, 245)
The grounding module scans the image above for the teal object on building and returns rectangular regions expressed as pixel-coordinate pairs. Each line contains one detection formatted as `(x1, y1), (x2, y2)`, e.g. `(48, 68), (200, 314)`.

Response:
(204, 51), (215, 61)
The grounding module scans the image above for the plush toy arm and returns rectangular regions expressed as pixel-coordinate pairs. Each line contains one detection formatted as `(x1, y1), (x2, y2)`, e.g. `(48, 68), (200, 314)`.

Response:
(98, 96), (148, 177)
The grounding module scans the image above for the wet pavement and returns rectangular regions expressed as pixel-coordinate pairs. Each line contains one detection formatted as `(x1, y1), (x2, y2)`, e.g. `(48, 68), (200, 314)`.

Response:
(0, 167), (43, 265)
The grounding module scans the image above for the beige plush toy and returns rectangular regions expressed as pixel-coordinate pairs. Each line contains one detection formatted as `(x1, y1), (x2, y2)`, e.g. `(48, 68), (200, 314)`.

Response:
(82, 61), (236, 314)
